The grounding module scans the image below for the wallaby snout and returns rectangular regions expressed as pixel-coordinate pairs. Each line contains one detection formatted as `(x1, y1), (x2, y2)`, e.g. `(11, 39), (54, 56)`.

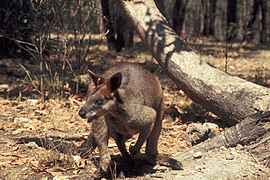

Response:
(78, 107), (98, 122)
(78, 108), (86, 118)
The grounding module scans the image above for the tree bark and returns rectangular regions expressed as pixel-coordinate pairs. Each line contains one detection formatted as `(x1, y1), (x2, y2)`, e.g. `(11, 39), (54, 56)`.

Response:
(201, 0), (209, 36)
(247, 0), (259, 29)
(115, 0), (270, 126)
(94, 0), (104, 33)
(209, 0), (216, 36)
(100, 0), (116, 50)
(115, 0), (270, 167)
(260, 0), (268, 44)
(245, 0), (260, 41)
(227, 0), (238, 40)
(172, 0), (188, 36)
(175, 111), (270, 167)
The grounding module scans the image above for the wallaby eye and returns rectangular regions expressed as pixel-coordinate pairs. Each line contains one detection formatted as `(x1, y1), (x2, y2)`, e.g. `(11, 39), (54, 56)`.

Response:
(93, 99), (104, 106)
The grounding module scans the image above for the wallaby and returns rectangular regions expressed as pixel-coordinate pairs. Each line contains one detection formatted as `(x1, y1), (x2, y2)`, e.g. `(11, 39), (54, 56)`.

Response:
(78, 63), (182, 172)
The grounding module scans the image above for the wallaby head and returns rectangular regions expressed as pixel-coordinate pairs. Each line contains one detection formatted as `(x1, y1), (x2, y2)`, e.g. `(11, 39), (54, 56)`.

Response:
(78, 70), (122, 123)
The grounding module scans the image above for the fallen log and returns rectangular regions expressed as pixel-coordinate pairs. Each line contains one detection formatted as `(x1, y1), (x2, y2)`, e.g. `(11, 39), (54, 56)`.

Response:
(116, 0), (270, 126)
(115, 0), (270, 166)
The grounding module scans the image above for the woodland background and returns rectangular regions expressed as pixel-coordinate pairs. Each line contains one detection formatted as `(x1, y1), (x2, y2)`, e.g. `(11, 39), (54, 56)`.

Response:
(0, 0), (269, 179)
(0, 0), (269, 100)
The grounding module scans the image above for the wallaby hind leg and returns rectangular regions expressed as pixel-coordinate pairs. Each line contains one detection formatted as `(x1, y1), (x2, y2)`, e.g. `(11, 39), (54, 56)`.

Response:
(109, 130), (135, 166)
(145, 100), (164, 164)
(127, 105), (157, 155)
(115, 134), (133, 159)
(105, 115), (133, 160)
(129, 122), (154, 155)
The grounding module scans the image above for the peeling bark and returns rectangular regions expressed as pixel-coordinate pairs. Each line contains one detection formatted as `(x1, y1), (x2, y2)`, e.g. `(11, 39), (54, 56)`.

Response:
(175, 111), (270, 167)
(114, 0), (270, 166)
(115, 0), (270, 126)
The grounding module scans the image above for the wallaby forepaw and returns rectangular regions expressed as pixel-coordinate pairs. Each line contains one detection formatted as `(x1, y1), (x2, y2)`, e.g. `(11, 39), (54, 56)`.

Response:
(100, 156), (111, 172)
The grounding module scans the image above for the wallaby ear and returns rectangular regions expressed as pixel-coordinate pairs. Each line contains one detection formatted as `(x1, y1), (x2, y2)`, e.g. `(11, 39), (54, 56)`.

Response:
(107, 73), (122, 92)
(88, 70), (104, 86)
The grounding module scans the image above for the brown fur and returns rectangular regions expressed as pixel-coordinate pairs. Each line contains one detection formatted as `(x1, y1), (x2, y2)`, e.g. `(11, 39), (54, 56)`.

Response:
(79, 63), (181, 172)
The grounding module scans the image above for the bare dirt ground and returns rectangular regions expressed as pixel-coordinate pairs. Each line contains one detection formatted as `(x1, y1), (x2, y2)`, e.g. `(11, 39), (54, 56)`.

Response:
(0, 39), (269, 179)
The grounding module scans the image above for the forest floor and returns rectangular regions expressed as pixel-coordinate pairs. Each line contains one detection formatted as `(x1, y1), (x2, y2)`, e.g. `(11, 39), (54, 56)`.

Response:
(0, 37), (270, 179)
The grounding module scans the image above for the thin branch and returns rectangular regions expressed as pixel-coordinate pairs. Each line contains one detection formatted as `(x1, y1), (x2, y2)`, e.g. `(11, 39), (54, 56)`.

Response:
(18, 60), (42, 95)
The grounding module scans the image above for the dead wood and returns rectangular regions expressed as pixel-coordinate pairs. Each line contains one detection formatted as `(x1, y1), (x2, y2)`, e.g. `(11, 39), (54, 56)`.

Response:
(115, 0), (270, 126)
(175, 111), (270, 167)
(114, 0), (270, 166)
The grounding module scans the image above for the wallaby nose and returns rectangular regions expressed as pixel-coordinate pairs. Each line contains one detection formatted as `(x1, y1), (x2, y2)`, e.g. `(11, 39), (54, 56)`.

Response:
(78, 109), (86, 118)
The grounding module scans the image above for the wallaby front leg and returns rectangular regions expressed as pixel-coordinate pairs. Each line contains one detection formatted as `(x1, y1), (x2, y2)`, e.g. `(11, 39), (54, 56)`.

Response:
(92, 117), (111, 172)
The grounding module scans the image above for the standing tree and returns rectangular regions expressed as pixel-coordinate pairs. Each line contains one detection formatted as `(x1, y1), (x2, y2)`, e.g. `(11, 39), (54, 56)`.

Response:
(227, 0), (238, 40)
(260, 0), (269, 44)
(172, 0), (188, 36)
(94, 0), (104, 33)
(245, 0), (269, 43)
(209, 0), (217, 36)
(100, 0), (116, 50)
(247, 0), (259, 30)
(100, 1), (134, 52)
(244, 0), (259, 42)
(201, 0), (210, 36)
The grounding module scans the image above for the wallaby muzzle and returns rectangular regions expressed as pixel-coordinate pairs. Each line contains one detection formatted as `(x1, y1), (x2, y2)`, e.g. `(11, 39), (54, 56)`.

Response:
(78, 108), (98, 123)
(78, 105), (102, 123)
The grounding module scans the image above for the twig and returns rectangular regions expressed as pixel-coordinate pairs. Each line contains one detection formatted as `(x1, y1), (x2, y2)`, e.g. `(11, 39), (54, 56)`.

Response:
(18, 60), (42, 95)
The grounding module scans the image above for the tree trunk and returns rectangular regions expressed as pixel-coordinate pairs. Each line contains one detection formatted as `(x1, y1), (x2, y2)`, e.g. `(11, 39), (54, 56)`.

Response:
(245, 0), (260, 41)
(94, 0), (104, 33)
(227, 0), (238, 40)
(115, 0), (270, 166)
(115, 25), (125, 52)
(116, 0), (270, 126)
(201, 0), (209, 36)
(247, 0), (259, 29)
(209, 0), (216, 36)
(175, 111), (270, 167)
(260, 0), (268, 44)
(100, 0), (115, 50)
(101, 1), (134, 52)
(172, 0), (188, 36)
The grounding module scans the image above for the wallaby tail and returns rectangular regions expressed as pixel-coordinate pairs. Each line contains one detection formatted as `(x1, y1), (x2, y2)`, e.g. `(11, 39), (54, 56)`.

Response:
(157, 154), (183, 170)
